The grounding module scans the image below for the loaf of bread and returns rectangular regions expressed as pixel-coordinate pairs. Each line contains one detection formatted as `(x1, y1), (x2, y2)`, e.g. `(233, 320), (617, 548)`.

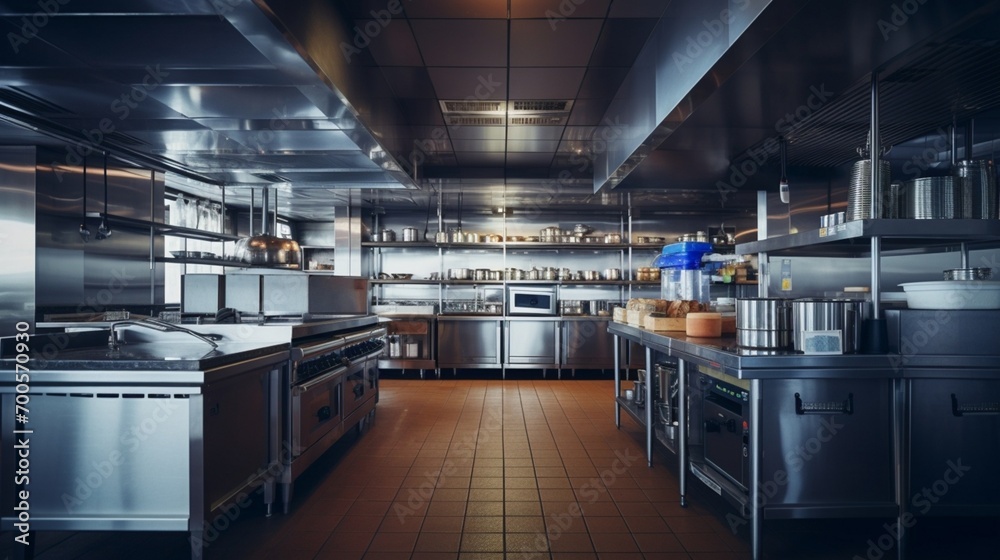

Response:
(626, 298), (668, 312)
(665, 300), (707, 318)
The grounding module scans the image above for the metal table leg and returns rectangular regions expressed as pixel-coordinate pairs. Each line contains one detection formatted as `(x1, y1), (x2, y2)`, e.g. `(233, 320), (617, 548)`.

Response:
(750, 379), (762, 560)
(645, 346), (653, 467)
(896, 378), (909, 560)
(678, 359), (688, 507)
(613, 334), (621, 428)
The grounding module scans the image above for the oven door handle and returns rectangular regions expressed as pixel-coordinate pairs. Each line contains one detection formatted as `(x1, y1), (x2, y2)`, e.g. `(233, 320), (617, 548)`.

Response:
(951, 393), (1000, 416)
(294, 365), (348, 393)
(794, 392), (853, 415)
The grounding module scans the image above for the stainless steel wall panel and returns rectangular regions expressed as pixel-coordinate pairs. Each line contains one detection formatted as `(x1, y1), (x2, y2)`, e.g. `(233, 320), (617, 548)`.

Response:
(0, 146), (36, 334)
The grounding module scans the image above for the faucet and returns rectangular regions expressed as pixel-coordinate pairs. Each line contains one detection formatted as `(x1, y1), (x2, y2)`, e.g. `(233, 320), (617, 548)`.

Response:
(108, 318), (222, 351)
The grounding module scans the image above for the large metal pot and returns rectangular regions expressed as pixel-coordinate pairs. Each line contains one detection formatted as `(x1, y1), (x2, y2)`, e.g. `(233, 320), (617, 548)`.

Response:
(736, 298), (792, 330)
(526, 268), (540, 280)
(737, 328), (792, 349)
(380, 229), (396, 242)
(434, 231), (448, 243)
(541, 226), (561, 239)
(486, 234), (503, 243)
(474, 269), (490, 281)
(542, 267), (558, 281)
(464, 232), (481, 243)
(448, 229), (463, 243)
(401, 227), (419, 242)
(236, 188), (301, 267)
(944, 267), (993, 281)
(604, 233), (622, 244)
(449, 268), (471, 280)
(791, 298), (864, 353)
(603, 268), (621, 280)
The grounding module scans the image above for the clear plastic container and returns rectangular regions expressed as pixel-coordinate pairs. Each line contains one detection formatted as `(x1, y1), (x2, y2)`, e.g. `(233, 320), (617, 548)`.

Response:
(661, 269), (709, 303)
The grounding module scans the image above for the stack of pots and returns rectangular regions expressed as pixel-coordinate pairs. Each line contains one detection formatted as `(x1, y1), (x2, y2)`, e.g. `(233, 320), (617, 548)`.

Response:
(736, 298), (792, 349)
(791, 298), (865, 354)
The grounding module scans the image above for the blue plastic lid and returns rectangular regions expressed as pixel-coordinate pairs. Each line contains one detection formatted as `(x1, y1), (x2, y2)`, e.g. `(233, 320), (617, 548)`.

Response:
(661, 241), (712, 255)
(653, 253), (705, 270)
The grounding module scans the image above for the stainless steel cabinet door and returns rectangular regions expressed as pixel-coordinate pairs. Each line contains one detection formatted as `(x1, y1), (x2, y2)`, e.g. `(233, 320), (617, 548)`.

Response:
(506, 320), (558, 365)
(562, 319), (615, 368)
(438, 319), (501, 366)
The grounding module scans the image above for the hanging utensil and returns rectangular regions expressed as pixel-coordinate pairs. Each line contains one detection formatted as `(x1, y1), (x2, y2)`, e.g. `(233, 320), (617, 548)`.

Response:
(96, 152), (112, 240)
(79, 156), (90, 242)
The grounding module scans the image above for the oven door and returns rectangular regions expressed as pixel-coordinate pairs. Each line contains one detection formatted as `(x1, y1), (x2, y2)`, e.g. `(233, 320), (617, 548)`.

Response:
(508, 288), (557, 315)
(703, 392), (748, 490)
(343, 360), (369, 419)
(291, 366), (345, 457)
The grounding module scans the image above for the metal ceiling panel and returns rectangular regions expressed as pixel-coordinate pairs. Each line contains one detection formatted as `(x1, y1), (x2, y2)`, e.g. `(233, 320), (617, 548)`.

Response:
(403, 0), (508, 19)
(409, 20), (508, 67)
(32, 16), (273, 69)
(380, 67), (437, 98)
(0, 1), (219, 15)
(451, 139), (506, 152)
(454, 152), (506, 166)
(219, 129), (363, 153)
(566, 98), (611, 125)
(509, 20), (604, 67)
(509, 68), (586, 99)
(506, 140), (560, 152)
(589, 18), (658, 68)
(357, 20), (424, 67)
(607, 0), (672, 18)
(510, 0), (611, 19)
(561, 126), (598, 141)
(126, 130), (243, 154)
(12, 84), (187, 119)
(447, 125), (506, 141)
(426, 68), (507, 101)
(147, 86), (327, 119)
(577, 68), (630, 99)
(505, 153), (556, 167)
(507, 126), (565, 141)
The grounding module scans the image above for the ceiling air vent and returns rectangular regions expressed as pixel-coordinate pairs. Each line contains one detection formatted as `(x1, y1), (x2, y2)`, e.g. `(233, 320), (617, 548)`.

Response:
(445, 115), (505, 126)
(509, 115), (567, 126)
(439, 100), (504, 113)
(510, 100), (573, 113)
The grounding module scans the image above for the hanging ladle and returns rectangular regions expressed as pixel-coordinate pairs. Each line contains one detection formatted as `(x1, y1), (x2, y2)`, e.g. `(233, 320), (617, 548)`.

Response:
(96, 151), (112, 240)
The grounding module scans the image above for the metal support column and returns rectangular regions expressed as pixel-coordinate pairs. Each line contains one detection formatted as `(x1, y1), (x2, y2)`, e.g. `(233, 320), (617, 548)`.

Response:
(645, 346), (654, 467)
(678, 359), (688, 507)
(895, 378), (909, 560)
(870, 71), (883, 320)
(613, 334), (621, 428)
(750, 378), (762, 560)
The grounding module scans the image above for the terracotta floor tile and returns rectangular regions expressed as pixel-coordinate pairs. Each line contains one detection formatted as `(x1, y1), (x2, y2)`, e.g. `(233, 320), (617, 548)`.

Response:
(664, 516), (721, 533)
(359, 486), (402, 501)
(291, 513), (343, 532)
(505, 456), (534, 465)
(537, 477), (572, 489)
(427, 501), (467, 517)
(505, 516), (546, 533)
(633, 532), (685, 553)
(542, 500), (581, 516)
(474, 458), (504, 468)
(378, 514), (424, 533)
(367, 531), (419, 552)
(466, 501), (504, 516)
(506, 488), (541, 501)
(436, 477), (472, 489)
(472, 467), (503, 478)
(548, 531), (595, 553)
(545, 512), (589, 534)
(361, 553), (411, 560)
(676, 532), (734, 552)
(414, 531), (463, 552)
(433, 488), (471, 502)
(506, 532), (550, 552)
(459, 532), (505, 552)
(687, 553), (751, 560)
(335, 514), (385, 533)
(506, 501), (544, 516)
(321, 531), (375, 552)
(505, 477), (539, 489)
(411, 553), (459, 560)
(613, 501), (659, 517)
(608, 488), (651, 502)
(456, 553), (504, 560)
(594, 554), (644, 560)
(463, 516), (504, 533)
(532, 456), (565, 467)
(585, 516), (630, 533)
(590, 532), (640, 553)
(540, 488), (578, 502)
(264, 529), (331, 553)
(468, 488), (503, 501)
(347, 500), (393, 517)
(535, 466), (569, 477)
(389, 497), (430, 518)
(577, 501), (621, 517)
(505, 467), (536, 478)
(470, 477), (503, 489)
(421, 516), (465, 533)
(622, 515), (670, 533)
(639, 554), (691, 560)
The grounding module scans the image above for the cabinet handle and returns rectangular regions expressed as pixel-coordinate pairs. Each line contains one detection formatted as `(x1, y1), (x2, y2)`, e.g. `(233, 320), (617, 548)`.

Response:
(951, 393), (1000, 416)
(316, 405), (332, 422)
(794, 392), (853, 415)
(353, 383), (364, 398)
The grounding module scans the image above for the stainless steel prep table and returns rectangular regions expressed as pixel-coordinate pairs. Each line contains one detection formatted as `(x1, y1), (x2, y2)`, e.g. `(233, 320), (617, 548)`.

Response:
(0, 330), (290, 560)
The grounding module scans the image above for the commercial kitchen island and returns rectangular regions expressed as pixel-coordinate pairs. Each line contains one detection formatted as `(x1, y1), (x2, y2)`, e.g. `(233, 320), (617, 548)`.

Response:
(0, 328), (290, 560)
(610, 314), (1000, 560)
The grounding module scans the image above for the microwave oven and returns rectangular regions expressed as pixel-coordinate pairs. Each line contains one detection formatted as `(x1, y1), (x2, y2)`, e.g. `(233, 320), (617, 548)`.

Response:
(507, 286), (558, 315)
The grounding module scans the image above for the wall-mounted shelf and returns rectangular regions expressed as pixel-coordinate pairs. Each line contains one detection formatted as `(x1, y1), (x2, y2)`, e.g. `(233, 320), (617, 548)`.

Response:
(87, 212), (240, 242)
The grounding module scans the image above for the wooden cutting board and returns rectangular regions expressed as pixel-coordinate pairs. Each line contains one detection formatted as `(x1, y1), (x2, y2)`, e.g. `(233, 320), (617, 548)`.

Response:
(643, 315), (687, 332)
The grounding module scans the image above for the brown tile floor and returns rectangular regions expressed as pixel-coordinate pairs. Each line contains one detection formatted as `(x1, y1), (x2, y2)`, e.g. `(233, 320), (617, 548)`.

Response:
(10, 379), (998, 559)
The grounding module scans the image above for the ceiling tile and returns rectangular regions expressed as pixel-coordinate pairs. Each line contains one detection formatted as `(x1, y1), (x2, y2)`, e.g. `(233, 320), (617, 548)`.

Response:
(577, 67), (629, 99)
(399, 99), (446, 125)
(589, 18), (657, 67)
(427, 68), (507, 100)
(448, 126), (506, 140)
(561, 126), (598, 141)
(455, 152), (506, 166)
(567, 98), (612, 125)
(410, 20), (507, 66)
(356, 19), (423, 66)
(510, 0), (611, 18)
(607, 0), (671, 18)
(404, 0), (508, 18)
(507, 126), (565, 141)
(506, 139), (560, 152)
(452, 139), (506, 151)
(381, 67), (437, 98)
(509, 68), (586, 99)
(510, 20), (604, 67)
(505, 153), (555, 166)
